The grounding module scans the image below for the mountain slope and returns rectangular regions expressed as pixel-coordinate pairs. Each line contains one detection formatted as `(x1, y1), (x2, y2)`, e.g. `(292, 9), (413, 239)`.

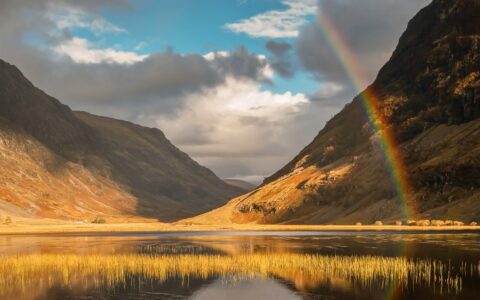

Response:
(223, 179), (257, 192)
(0, 59), (242, 221)
(187, 0), (480, 225)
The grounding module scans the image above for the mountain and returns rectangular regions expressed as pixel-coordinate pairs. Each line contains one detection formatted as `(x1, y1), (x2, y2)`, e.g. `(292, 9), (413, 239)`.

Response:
(223, 179), (257, 192)
(187, 0), (480, 225)
(0, 59), (242, 222)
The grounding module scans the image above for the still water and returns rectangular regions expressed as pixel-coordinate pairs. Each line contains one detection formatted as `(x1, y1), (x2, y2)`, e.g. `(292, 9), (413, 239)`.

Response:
(0, 231), (479, 300)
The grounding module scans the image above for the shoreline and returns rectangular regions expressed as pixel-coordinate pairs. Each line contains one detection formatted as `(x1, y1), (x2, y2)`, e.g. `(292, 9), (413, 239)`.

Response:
(1, 222), (479, 235)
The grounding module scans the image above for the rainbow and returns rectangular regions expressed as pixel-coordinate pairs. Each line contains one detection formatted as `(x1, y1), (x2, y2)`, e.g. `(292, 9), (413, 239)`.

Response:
(315, 7), (416, 219)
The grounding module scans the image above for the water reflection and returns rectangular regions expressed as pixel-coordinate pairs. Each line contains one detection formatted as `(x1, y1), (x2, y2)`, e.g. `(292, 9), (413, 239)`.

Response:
(191, 277), (302, 300)
(0, 231), (478, 299)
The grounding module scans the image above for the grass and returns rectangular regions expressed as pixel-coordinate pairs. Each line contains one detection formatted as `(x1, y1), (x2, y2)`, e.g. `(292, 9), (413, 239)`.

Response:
(0, 253), (475, 297)
(0, 221), (479, 235)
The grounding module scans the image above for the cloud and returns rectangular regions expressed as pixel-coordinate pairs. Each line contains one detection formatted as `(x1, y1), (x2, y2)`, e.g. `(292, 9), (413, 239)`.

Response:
(0, 0), (323, 182)
(0, 0), (289, 180)
(151, 77), (323, 181)
(208, 47), (273, 82)
(0, 47), (271, 127)
(53, 37), (148, 64)
(156, 77), (309, 154)
(42, 2), (139, 65)
(0, 0), (129, 37)
(265, 40), (292, 56)
(47, 4), (126, 34)
(265, 40), (294, 78)
(0, 0), (138, 65)
(0, 0), (433, 182)
(224, 0), (317, 38)
(309, 82), (344, 101)
(296, 0), (430, 91)
(0, 0), (271, 110)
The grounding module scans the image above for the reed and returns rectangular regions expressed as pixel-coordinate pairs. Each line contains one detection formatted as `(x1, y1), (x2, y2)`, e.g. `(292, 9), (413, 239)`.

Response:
(0, 253), (470, 296)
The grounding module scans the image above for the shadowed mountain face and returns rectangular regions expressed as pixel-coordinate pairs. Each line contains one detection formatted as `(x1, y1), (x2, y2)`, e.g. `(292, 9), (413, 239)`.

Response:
(223, 179), (257, 192)
(0, 60), (242, 221)
(189, 0), (480, 225)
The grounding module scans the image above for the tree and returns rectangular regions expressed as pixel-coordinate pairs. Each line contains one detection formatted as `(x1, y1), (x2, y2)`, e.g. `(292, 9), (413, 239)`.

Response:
(4, 216), (12, 225)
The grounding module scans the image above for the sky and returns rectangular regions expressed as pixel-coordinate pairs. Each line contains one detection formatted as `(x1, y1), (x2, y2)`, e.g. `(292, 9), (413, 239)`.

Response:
(0, 0), (430, 184)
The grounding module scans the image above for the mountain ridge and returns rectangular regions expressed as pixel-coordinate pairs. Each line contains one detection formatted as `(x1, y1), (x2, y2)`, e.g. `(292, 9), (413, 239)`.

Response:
(223, 179), (257, 192)
(0, 59), (242, 221)
(186, 0), (480, 225)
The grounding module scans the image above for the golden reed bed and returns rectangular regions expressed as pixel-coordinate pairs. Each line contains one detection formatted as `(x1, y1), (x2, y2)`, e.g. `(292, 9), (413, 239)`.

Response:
(0, 253), (475, 297)
(1, 221), (480, 235)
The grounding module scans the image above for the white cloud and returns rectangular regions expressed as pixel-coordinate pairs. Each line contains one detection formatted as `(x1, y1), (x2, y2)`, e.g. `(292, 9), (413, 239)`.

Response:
(47, 5), (126, 34)
(203, 51), (229, 61)
(153, 77), (310, 178)
(46, 4), (144, 65)
(53, 37), (148, 65)
(44, 4), (146, 65)
(225, 0), (317, 38)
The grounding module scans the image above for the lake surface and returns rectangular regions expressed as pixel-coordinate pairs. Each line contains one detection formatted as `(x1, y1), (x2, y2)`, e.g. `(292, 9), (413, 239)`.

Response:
(0, 231), (479, 300)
